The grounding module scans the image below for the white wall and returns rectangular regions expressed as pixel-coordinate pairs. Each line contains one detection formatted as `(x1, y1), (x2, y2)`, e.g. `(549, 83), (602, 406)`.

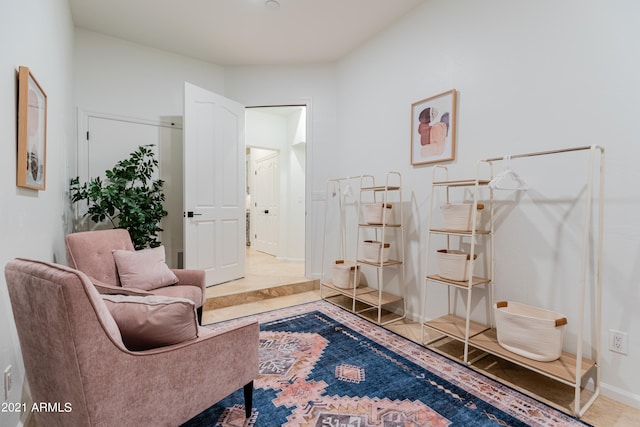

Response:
(334, 0), (640, 408)
(74, 29), (225, 119)
(0, 1), (75, 425)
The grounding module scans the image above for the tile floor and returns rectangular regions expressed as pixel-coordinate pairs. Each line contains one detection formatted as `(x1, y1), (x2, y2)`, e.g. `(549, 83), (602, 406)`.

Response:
(205, 249), (639, 427)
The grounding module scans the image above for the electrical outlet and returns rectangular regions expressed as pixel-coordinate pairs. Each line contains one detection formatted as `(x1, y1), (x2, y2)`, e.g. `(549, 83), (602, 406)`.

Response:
(3, 365), (12, 401)
(609, 329), (629, 355)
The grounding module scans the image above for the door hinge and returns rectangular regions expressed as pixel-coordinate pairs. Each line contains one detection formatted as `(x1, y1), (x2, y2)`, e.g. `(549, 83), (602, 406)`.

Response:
(86, 131), (89, 141)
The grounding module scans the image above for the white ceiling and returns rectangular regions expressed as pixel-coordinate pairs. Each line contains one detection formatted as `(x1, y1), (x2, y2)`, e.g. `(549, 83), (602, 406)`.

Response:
(68, 0), (426, 66)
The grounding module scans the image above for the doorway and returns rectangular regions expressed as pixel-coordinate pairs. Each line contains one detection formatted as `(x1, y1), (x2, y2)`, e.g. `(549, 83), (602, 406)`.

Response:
(245, 106), (306, 264)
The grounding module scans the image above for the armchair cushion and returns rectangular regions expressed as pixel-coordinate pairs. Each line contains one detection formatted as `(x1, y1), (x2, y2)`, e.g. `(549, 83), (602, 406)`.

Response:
(112, 246), (178, 291)
(103, 294), (198, 351)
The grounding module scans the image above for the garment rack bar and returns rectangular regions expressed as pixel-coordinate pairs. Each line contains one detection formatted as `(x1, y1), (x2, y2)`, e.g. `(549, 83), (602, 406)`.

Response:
(327, 176), (365, 183)
(482, 145), (603, 162)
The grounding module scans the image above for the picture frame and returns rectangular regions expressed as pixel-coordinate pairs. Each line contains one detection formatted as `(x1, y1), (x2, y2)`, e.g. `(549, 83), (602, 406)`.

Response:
(410, 89), (456, 166)
(17, 66), (47, 190)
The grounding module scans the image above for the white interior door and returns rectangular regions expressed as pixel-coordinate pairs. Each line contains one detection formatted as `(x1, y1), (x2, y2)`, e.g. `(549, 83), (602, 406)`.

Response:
(183, 82), (245, 285)
(79, 113), (183, 268)
(252, 150), (279, 256)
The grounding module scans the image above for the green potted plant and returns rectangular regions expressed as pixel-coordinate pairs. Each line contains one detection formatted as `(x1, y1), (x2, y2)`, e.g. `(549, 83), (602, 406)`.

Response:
(70, 144), (168, 250)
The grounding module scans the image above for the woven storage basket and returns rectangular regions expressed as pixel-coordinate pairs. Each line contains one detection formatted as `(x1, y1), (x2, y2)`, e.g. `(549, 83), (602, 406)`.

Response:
(436, 249), (477, 281)
(363, 203), (393, 224)
(362, 240), (390, 262)
(332, 260), (360, 289)
(441, 203), (484, 231)
(494, 301), (567, 362)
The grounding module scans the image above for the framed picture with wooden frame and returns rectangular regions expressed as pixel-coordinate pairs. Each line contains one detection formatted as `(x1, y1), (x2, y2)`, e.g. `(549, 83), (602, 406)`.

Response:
(410, 89), (456, 166)
(17, 66), (47, 190)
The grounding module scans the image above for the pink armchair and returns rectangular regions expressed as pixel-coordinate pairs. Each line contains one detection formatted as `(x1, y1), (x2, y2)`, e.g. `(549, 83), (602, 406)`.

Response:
(65, 229), (206, 323)
(5, 258), (259, 427)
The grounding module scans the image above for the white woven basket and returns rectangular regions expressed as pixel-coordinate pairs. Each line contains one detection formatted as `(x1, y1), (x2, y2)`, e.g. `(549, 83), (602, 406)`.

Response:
(362, 240), (390, 262)
(441, 203), (483, 231)
(436, 249), (477, 281)
(363, 203), (393, 224)
(494, 301), (567, 362)
(332, 260), (360, 289)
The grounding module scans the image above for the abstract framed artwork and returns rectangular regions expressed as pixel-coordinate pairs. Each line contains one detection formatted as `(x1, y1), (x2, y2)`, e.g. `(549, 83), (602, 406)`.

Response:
(410, 89), (456, 166)
(17, 66), (47, 190)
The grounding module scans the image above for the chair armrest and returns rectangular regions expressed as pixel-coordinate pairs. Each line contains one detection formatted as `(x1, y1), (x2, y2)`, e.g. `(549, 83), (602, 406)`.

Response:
(90, 321), (260, 425)
(171, 269), (205, 293)
(133, 321), (258, 356)
(90, 277), (151, 297)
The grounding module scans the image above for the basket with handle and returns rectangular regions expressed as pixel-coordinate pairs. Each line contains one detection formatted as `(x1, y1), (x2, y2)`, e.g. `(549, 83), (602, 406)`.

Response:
(494, 301), (567, 362)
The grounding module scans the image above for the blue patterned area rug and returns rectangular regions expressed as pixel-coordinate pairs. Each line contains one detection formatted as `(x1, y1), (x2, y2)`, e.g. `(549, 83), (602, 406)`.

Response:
(184, 301), (590, 427)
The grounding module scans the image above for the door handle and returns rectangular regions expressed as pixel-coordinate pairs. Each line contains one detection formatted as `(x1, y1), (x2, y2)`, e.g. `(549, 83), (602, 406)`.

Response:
(264, 209), (269, 214)
(186, 211), (203, 218)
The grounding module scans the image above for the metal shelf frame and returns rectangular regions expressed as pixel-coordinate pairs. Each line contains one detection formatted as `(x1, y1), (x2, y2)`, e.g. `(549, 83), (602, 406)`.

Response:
(477, 145), (605, 417)
(320, 173), (406, 326)
(421, 164), (494, 362)
(421, 145), (605, 417)
(354, 172), (406, 325)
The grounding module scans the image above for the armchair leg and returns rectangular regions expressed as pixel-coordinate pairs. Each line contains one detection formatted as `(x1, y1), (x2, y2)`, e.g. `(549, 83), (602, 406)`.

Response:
(196, 306), (203, 324)
(243, 381), (253, 419)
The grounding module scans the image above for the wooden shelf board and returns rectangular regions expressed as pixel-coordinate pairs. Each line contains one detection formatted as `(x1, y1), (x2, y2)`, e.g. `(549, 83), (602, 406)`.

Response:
(430, 228), (491, 235)
(360, 185), (400, 192)
(468, 329), (596, 384)
(432, 179), (491, 187)
(469, 329), (595, 384)
(426, 274), (491, 288)
(321, 282), (377, 296)
(357, 308), (405, 325)
(423, 314), (489, 340)
(323, 295), (363, 312)
(355, 289), (404, 306)
(357, 259), (403, 267)
(424, 338), (599, 416)
(324, 294), (404, 325)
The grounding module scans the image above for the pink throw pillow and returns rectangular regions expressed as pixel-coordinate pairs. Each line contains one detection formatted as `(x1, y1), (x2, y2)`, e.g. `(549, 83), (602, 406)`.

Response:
(112, 246), (178, 291)
(102, 294), (198, 351)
